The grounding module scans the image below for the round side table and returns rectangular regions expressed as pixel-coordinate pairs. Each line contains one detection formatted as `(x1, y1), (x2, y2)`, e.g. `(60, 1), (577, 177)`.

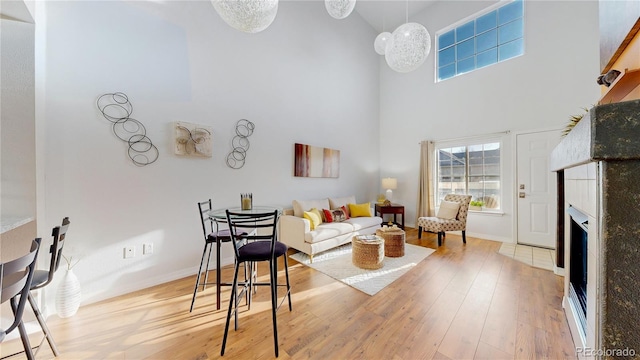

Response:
(352, 235), (384, 270)
(376, 228), (406, 257)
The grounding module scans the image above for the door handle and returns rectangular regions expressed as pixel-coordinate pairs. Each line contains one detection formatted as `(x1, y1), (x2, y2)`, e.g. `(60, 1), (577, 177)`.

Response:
(519, 192), (526, 198)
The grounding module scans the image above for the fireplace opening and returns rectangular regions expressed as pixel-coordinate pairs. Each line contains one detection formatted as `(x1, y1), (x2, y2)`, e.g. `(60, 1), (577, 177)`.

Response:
(568, 206), (588, 337)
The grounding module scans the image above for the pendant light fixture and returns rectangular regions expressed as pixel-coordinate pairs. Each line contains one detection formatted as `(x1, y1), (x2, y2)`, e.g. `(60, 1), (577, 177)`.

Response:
(374, 14), (391, 55)
(325, 0), (357, 20)
(211, 0), (279, 33)
(385, 1), (431, 73)
(374, 32), (392, 55)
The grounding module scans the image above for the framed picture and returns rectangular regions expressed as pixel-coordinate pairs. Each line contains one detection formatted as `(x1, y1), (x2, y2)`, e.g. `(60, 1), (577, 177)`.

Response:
(174, 121), (213, 157)
(294, 143), (340, 178)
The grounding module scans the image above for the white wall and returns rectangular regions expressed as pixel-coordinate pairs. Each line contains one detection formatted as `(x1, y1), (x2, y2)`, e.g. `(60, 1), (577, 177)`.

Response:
(1, 18), (36, 251)
(379, 0), (600, 242)
(39, 1), (380, 305)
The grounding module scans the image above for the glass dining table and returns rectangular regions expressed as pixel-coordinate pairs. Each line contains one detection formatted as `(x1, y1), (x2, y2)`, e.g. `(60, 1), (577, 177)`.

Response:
(208, 206), (283, 221)
(206, 205), (283, 310)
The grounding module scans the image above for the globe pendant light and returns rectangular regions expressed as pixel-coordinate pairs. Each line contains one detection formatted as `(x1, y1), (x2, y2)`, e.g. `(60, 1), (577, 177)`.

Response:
(374, 32), (392, 55)
(385, 22), (431, 73)
(325, 0), (356, 20)
(212, 0), (279, 33)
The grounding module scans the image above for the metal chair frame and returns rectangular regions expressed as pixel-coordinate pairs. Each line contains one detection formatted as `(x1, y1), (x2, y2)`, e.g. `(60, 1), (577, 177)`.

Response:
(1, 238), (42, 360)
(27, 217), (70, 357)
(221, 209), (292, 357)
(190, 200), (250, 312)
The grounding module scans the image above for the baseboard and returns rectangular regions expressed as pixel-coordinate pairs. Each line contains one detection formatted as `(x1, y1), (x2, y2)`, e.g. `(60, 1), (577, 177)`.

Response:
(81, 254), (236, 306)
(465, 231), (514, 243)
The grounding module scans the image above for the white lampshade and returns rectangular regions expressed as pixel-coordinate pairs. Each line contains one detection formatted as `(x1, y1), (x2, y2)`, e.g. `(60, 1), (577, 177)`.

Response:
(325, 0), (357, 20)
(382, 177), (397, 190)
(212, 0), (279, 34)
(374, 32), (392, 55)
(382, 178), (397, 201)
(385, 22), (431, 73)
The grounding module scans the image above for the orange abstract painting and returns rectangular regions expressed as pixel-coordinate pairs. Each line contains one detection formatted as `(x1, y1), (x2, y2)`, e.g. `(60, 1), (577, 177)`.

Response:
(294, 143), (340, 178)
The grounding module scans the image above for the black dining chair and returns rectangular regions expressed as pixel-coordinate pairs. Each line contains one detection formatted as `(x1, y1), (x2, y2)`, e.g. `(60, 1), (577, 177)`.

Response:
(1, 238), (42, 360)
(26, 217), (70, 356)
(221, 209), (292, 357)
(191, 200), (249, 312)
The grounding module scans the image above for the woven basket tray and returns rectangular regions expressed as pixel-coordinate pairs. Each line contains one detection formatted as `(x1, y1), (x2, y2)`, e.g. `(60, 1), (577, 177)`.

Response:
(376, 228), (405, 257)
(352, 235), (384, 270)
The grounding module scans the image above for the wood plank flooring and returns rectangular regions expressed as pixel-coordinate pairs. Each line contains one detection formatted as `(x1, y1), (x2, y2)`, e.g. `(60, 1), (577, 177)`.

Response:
(2, 229), (577, 359)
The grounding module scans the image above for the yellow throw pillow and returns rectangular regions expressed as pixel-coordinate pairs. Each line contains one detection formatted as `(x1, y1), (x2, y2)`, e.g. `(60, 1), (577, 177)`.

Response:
(309, 208), (323, 223)
(304, 209), (322, 230)
(348, 202), (371, 217)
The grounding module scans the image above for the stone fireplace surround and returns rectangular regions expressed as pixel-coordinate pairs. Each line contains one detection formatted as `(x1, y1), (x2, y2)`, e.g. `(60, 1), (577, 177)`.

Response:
(551, 99), (640, 358)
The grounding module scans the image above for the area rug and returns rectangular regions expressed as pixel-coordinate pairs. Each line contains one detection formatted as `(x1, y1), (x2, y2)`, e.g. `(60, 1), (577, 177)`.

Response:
(289, 243), (435, 296)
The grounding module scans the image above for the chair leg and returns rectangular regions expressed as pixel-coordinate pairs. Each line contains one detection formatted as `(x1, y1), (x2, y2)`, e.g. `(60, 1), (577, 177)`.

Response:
(284, 255), (292, 311)
(11, 298), (35, 360)
(247, 262), (253, 310)
(270, 259), (279, 357)
(221, 261), (241, 356)
(418, 226), (423, 239)
(437, 232), (442, 246)
(203, 242), (213, 291)
(462, 230), (467, 244)
(190, 242), (211, 312)
(27, 292), (59, 356)
(216, 238), (222, 310)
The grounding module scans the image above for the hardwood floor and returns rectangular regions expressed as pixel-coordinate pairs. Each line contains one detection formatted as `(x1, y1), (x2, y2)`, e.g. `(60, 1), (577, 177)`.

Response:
(3, 229), (576, 359)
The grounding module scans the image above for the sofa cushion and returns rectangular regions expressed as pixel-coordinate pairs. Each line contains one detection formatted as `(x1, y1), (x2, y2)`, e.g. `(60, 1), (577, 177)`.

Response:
(305, 222), (355, 244)
(349, 202), (372, 217)
(293, 198), (330, 218)
(329, 195), (356, 212)
(344, 216), (382, 231)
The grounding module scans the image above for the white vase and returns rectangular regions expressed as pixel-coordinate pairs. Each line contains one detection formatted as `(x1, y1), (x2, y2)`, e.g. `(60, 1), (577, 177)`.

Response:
(56, 269), (81, 318)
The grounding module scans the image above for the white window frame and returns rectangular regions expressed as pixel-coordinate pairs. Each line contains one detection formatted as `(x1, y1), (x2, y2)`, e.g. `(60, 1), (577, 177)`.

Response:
(434, 135), (505, 213)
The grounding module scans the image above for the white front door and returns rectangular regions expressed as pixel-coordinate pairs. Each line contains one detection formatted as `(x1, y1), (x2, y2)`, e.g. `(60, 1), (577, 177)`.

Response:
(516, 130), (561, 248)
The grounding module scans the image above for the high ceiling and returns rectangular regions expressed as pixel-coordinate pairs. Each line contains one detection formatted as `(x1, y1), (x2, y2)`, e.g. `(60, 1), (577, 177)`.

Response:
(0, 0), (436, 36)
(353, 0), (438, 34)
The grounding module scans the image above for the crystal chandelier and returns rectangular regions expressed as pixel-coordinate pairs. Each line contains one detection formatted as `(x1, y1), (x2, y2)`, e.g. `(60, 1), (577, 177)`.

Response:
(325, 0), (357, 20)
(385, 23), (431, 73)
(211, 0), (279, 33)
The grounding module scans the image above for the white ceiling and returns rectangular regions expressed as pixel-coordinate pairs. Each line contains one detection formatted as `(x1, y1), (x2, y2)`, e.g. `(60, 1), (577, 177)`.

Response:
(0, 0), (34, 23)
(352, 0), (438, 34)
(0, 0), (434, 35)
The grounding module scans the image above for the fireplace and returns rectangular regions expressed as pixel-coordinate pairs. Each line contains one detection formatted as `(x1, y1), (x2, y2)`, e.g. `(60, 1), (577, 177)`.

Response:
(551, 100), (640, 354)
(567, 206), (588, 342)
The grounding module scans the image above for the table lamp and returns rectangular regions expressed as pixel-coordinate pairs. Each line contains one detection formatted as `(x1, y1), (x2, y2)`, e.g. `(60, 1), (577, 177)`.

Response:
(382, 177), (397, 202)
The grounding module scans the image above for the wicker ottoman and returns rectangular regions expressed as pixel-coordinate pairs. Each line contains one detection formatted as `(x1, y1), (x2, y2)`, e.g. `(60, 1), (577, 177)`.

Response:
(376, 228), (406, 257)
(352, 235), (384, 270)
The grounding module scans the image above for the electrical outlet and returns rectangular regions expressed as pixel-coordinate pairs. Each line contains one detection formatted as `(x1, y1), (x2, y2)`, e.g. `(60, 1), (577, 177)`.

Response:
(124, 246), (135, 259)
(143, 243), (154, 255)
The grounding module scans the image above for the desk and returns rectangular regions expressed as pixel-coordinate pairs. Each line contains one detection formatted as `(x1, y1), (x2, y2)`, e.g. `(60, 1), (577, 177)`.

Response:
(207, 206), (282, 310)
(375, 203), (405, 229)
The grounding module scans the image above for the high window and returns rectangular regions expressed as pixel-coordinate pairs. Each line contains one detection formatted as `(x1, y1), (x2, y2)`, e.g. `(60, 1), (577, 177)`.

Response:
(436, 142), (501, 211)
(436, 0), (524, 81)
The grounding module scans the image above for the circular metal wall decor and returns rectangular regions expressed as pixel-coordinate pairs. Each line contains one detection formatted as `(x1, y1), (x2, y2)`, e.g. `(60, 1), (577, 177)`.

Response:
(226, 119), (255, 169)
(96, 92), (159, 166)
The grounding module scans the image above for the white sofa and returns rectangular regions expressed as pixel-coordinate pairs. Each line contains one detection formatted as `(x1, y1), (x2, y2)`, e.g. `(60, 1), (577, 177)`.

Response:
(278, 195), (382, 262)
